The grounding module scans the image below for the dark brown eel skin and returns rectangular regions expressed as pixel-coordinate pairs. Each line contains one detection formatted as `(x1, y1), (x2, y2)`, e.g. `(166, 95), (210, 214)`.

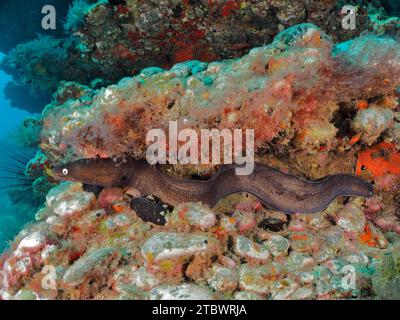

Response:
(52, 158), (373, 214)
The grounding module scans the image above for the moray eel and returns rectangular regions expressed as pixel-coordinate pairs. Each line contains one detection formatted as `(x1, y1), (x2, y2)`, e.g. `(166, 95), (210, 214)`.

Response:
(52, 158), (373, 214)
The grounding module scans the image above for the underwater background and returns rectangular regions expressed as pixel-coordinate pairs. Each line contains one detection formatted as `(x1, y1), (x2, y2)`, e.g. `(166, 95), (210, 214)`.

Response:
(0, 53), (32, 253)
(0, 1), (73, 252)
(0, 0), (400, 300)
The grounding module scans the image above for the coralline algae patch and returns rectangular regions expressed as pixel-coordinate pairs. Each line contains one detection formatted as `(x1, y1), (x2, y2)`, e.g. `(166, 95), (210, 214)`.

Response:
(356, 142), (400, 178)
(0, 181), (396, 300)
(39, 24), (400, 164)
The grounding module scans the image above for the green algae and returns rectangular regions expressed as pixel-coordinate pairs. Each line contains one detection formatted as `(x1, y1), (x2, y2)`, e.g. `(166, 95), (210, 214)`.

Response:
(372, 242), (400, 299)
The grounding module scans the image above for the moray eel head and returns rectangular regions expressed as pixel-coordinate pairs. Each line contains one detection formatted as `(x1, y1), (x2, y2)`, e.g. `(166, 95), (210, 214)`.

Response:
(329, 174), (374, 198)
(52, 158), (131, 187)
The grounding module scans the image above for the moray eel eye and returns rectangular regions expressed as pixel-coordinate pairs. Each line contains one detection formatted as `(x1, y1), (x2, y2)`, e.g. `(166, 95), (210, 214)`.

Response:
(62, 168), (69, 176)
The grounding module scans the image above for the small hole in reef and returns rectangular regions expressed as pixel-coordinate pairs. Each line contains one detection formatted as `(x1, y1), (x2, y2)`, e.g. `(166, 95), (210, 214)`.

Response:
(227, 236), (234, 251)
(332, 102), (357, 138)
(172, 4), (183, 18)
(190, 174), (211, 181)
(167, 100), (175, 109)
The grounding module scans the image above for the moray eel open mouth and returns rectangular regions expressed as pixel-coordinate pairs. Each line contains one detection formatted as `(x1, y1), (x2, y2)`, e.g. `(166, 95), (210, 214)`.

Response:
(52, 158), (373, 214)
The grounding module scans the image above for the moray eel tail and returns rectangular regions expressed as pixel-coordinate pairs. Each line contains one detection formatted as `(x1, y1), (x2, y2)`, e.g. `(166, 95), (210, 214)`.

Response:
(203, 164), (373, 214)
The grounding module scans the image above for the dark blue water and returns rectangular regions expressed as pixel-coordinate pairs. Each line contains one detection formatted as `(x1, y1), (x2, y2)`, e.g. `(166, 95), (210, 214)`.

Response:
(0, 52), (35, 252)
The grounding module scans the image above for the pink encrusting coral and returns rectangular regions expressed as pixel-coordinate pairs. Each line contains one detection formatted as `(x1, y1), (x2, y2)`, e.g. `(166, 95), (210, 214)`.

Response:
(39, 25), (400, 164)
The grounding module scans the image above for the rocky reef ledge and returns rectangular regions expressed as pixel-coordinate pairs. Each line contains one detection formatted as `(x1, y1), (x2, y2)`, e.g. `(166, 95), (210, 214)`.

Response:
(1, 23), (400, 300)
(0, 180), (399, 300)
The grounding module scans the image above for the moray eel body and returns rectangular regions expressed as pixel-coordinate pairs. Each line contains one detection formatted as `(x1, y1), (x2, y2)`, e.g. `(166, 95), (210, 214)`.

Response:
(52, 158), (373, 214)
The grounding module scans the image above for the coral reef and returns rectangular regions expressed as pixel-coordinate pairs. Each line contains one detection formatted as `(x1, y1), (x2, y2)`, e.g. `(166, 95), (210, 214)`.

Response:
(39, 25), (400, 171)
(0, 36), (103, 113)
(0, 181), (395, 300)
(64, 0), (97, 32)
(10, 116), (42, 149)
(372, 241), (400, 299)
(1, 4), (400, 300)
(0, 0), (71, 52)
(2, 0), (400, 113)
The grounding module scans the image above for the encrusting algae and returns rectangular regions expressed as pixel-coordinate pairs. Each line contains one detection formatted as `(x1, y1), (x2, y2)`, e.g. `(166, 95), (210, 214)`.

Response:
(39, 25), (400, 165)
(1, 7), (400, 301)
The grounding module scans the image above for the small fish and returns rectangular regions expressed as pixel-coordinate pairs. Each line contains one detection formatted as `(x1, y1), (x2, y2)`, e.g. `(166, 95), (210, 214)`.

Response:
(130, 197), (167, 226)
(258, 217), (287, 232)
(52, 158), (373, 214)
